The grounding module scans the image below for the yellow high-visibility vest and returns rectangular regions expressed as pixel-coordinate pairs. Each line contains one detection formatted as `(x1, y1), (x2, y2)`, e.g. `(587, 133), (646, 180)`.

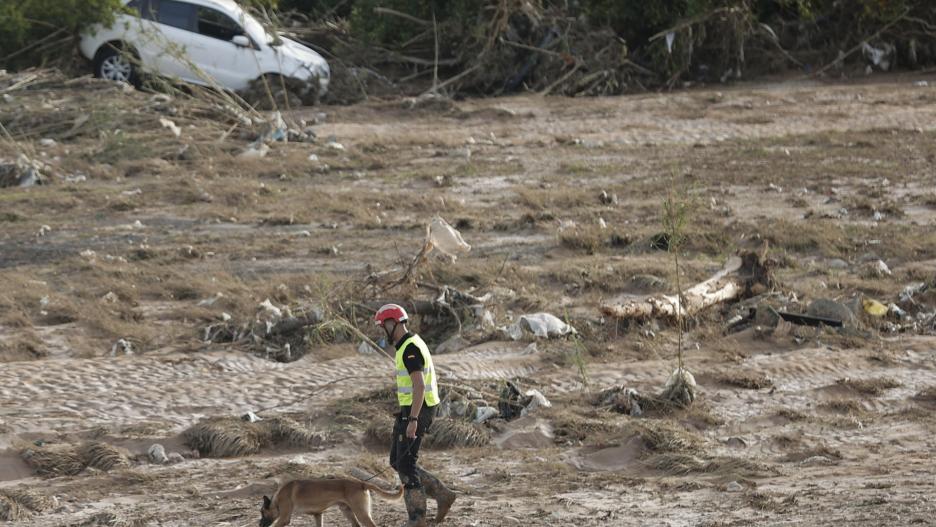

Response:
(395, 334), (439, 407)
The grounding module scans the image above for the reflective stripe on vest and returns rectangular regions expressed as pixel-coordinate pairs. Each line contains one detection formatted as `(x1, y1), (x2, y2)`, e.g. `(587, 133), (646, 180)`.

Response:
(395, 334), (439, 407)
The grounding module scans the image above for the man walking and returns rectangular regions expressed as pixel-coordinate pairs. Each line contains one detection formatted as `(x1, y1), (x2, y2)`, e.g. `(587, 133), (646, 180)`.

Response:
(374, 304), (456, 526)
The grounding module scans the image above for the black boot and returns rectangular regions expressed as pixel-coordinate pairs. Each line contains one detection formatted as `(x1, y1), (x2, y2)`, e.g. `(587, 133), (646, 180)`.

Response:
(417, 468), (456, 523)
(403, 487), (428, 527)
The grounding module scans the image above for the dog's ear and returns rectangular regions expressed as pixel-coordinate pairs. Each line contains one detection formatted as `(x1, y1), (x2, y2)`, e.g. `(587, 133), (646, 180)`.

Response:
(262, 495), (271, 509)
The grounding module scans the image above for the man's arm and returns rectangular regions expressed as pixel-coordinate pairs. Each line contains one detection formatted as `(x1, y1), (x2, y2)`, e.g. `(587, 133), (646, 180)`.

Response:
(409, 371), (425, 419)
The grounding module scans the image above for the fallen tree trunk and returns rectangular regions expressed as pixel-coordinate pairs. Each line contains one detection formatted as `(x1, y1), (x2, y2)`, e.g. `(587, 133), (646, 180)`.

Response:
(601, 250), (773, 321)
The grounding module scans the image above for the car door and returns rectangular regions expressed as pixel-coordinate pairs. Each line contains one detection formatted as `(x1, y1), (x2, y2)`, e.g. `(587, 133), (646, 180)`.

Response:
(145, 0), (211, 84)
(186, 6), (263, 90)
(122, 0), (168, 75)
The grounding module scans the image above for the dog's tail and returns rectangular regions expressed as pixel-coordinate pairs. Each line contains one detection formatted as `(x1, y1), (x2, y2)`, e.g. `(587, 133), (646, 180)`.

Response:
(358, 480), (404, 501)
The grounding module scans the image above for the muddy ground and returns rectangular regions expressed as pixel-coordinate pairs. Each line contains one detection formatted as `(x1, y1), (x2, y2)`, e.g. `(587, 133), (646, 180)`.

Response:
(1, 71), (936, 526)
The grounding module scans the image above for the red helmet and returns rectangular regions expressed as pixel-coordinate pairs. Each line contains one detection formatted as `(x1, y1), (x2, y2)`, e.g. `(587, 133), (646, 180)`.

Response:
(374, 304), (408, 326)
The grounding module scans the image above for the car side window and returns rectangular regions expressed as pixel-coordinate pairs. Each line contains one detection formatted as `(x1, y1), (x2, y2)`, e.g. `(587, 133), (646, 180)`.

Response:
(127, 0), (156, 20)
(154, 0), (196, 31)
(196, 7), (245, 42)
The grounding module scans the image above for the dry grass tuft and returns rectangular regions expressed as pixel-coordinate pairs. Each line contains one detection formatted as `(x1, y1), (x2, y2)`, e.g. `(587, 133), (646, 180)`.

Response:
(79, 442), (131, 471)
(715, 371), (774, 390)
(20, 441), (133, 477)
(20, 444), (85, 477)
(835, 377), (902, 396)
(0, 487), (53, 521)
(551, 410), (618, 444)
(183, 416), (325, 458)
(69, 509), (154, 527)
(779, 446), (842, 463)
(425, 418), (491, 448)
(365, 417), (490, 449)
(623, 419), (703, 453)
(648, 453), (772, 478)
(819, 399), (863, 414)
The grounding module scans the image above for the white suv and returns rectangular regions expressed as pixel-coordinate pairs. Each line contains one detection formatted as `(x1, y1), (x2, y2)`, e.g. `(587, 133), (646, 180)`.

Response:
(80, 0), (329, 100)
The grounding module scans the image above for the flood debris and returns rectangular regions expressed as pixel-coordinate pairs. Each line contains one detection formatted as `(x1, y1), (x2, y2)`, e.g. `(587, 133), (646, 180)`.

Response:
(0, 155), (44, 188)
(660, 368), (697, 408)
(0, 488), (53, 522)
(498, 380), (552, 421)
(593, 385), (644, 416)
(429, 216), (472, 261)
(502, 312), (576, 340)
(602, 250), (773, 322)
(21, 441), (129, 477)
(183, 416), (325, 458)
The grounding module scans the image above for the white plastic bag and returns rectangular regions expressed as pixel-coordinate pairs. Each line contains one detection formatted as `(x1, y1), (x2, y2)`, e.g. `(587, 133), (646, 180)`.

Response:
(429, 217), (471, 260)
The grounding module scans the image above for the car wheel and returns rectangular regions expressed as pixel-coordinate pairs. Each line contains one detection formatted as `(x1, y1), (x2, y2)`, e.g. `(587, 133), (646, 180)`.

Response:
(93, 44), (140, 87)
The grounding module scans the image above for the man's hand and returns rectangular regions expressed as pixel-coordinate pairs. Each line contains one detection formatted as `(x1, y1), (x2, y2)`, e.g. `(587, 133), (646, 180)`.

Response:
(406, 419), (418, 439)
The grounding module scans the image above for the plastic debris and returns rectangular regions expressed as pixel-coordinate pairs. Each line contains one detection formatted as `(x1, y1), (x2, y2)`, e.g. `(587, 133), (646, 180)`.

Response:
(503, 313), (576, 340)
(238, 143), (270, 159)
(862, 298), (888, 317)
(520, 389), (552, 416)
(111, 338), (133, 356)
(241, 411), (262, 422)
(863, 259), (891, 278)
(259, 299), (283, 318)
(159, 118), (181, 137)
(726, 481), (743, 492)
(428, 216), (471, 261)
(888, 303), (908, 319)
(474, 406), (499, 424)
(660, 367), (696, 407)
(900, 282), (927, 304)
(862, 42), (895, 71)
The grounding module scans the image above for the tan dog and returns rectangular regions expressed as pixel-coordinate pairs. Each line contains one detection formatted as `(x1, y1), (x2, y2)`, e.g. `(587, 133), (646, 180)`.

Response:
(259, 477), (403, 527)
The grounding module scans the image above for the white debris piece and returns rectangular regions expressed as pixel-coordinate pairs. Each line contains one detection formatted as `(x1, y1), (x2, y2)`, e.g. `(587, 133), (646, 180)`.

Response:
(159, 118), (181, 137)
(428, 216), (471, 260)
(259, 298), (283, 318)
(520, 389), (552, 416)
(111, 338), (133, 356)
(241, 411), (262, 422)
(503, 312), (576, 340)
(238, 143), (270, 159)
(38, 138), (56, 147)
(38, 225), (51, 237)
(474, 406), (499, 424)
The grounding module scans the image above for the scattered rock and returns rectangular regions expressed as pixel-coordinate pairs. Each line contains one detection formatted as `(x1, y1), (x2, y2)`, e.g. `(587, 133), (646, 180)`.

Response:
(147, 444), (168, 464)
(725, 437), (748, 449)
(38, 138), (56, 147)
